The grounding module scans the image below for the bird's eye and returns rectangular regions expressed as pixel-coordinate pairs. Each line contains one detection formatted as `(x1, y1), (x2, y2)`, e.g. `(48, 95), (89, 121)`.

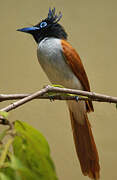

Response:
(40, 22), (47, 28)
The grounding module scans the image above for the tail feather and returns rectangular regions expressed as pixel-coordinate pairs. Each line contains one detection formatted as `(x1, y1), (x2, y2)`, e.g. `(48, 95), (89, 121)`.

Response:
(69, 109), (100, 179)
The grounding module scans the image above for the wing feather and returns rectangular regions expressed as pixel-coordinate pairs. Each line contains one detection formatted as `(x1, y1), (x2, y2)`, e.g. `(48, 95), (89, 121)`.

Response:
(61, 40), (94, 112)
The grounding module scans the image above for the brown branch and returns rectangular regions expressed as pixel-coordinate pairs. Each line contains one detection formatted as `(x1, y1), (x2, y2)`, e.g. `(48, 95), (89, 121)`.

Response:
(0, 85), (117, 113)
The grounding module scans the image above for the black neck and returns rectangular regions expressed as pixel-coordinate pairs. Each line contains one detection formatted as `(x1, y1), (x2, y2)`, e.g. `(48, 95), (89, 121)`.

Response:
(32, 23), (68, 43)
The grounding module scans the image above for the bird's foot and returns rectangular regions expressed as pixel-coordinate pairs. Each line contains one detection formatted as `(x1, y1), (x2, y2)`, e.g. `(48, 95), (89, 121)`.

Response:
(75, 96), (79, 102)
(49, 96), (55, 102)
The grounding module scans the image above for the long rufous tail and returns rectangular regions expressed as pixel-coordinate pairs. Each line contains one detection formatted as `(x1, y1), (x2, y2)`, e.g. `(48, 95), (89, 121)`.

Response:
(69, 107), (100, 180)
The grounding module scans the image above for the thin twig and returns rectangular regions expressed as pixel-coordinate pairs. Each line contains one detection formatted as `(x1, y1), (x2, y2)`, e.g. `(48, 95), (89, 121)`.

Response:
(0, 85), (117, 113)
(0, 93), (82, 102)
(0, 86), (50, 112)
(47, 86), (117, 103)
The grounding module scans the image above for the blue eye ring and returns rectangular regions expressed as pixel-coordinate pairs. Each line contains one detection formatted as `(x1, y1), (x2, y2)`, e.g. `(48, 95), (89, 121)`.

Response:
(40, 21), (47, 28)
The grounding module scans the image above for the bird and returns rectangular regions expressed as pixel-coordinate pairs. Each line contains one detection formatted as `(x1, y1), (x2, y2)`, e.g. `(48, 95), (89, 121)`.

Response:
(17, 8), (100, 179)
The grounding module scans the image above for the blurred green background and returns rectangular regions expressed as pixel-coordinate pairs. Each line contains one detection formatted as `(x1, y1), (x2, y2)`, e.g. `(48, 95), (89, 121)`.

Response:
(0, 0), (117, 179)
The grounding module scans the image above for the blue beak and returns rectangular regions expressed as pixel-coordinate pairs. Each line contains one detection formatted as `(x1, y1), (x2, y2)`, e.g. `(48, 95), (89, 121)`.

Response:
(17, 26), (40, 33)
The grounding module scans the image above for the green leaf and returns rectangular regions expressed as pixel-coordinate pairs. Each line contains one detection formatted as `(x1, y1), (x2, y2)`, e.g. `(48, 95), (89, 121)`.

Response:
(51, 84), (64, 88)
(0, 172), (11, 180)
(9, 155), (39, 180)
(0, 129), (9, 142)
(0, 163), (16, 180)
(0, 166), (20, 180)
(0, 112), (9, 119)
(13, 120), (58, 180)
(0, 138), (13, 167)
(0, 155), (39, 180)
(0, 121), (58, 179)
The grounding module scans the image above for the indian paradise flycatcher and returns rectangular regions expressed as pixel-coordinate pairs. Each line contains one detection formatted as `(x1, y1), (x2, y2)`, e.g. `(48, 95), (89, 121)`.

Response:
(17, 8), (100, 179)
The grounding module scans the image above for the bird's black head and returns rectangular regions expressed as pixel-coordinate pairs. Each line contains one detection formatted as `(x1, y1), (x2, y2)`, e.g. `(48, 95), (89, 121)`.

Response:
(17, 8), (68, 43)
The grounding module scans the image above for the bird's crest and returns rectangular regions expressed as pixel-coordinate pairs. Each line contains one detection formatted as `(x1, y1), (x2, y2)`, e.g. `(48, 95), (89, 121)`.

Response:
(46, 8), (62, 24)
